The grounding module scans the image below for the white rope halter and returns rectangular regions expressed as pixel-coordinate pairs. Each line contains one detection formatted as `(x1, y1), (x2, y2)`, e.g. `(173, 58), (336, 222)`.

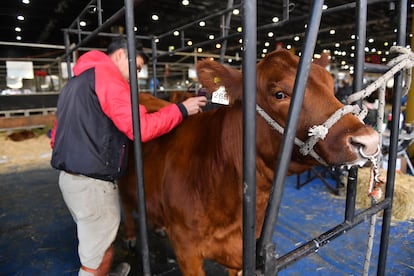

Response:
(256, 46), (414, 166)
(256, 104), (364, 166)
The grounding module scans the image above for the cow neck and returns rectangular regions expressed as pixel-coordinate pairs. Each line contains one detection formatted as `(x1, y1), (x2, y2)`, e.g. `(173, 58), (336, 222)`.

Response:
(255, 104), (365, 166)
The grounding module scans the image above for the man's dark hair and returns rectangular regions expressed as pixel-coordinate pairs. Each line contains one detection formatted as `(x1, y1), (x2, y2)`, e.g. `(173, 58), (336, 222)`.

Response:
(106, 36), (149, 63)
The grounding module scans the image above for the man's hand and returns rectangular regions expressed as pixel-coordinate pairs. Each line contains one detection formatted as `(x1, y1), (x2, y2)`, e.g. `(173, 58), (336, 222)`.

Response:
(182, 96), (208, 115)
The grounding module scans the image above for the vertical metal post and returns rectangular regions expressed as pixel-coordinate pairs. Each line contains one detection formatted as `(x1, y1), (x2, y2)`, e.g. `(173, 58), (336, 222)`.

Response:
(345, 0), (367, 222)
(242, 0), (257, 274)
(378, 1), (407, 274)
(151, 38), (158, 96)
(97, 0), (102, 26)
(124, 0), (151, 275)
(220, 0), (234, 63)
(64, 31), (72, 79)
(257, 1), (324, 274)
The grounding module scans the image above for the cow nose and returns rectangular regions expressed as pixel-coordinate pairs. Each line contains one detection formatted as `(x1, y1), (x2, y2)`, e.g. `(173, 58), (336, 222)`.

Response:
(349, 132), (380, 157)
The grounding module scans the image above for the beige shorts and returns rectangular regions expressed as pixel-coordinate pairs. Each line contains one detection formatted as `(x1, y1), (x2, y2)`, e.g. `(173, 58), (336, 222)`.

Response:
(58, 171), (121, 269)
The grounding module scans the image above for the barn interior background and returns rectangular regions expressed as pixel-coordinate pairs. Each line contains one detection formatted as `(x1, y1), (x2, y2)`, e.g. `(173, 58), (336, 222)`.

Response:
(0, 0), (413, 275)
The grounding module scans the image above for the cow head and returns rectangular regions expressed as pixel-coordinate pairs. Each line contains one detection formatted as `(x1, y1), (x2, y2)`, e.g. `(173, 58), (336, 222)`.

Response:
(196, 49), (379, 173)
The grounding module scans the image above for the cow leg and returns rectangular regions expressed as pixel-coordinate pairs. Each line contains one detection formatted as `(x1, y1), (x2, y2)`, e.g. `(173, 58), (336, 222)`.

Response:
(174, 252), (205, 276)
(118, 182), (138, 251)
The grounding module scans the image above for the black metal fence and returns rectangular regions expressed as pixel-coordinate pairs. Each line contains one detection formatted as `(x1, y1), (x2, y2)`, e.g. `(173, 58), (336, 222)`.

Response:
(62, 0), (408, 275)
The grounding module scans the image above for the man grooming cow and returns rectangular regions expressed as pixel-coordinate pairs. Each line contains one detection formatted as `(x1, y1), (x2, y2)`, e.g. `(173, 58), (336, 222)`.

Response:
(50, 36), (207, 276)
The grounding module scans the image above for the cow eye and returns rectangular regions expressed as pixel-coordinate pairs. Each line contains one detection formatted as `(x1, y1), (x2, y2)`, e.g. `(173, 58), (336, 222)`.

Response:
(274, 91), (286, 100)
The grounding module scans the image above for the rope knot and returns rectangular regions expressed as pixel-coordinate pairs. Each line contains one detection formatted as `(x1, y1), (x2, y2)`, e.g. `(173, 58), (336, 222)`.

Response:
(308, 125), (328, 140)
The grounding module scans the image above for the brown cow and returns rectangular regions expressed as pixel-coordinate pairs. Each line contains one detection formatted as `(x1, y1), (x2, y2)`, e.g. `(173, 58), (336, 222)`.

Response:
(118, 49), (379, 275)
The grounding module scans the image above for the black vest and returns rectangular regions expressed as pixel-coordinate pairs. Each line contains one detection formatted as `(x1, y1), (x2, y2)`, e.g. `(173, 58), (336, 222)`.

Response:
(51, 68), (129, 181)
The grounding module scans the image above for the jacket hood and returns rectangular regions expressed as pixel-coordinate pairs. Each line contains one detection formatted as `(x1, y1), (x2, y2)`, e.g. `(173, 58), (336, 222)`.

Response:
(73, 50), (117, 76)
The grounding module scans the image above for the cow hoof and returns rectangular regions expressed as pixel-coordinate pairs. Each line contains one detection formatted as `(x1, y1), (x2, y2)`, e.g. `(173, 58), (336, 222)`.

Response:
(122, 237), (137, 253)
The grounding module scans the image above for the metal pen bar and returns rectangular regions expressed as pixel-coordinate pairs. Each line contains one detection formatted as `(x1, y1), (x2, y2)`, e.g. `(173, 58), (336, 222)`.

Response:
(345, 0), (366, 223)
(257, 1), (325, 274)
(378, 1), (407, 274)
(124, 0), (151, 275)
(273, 198), (392, 271)
(242, 0), (257, 274)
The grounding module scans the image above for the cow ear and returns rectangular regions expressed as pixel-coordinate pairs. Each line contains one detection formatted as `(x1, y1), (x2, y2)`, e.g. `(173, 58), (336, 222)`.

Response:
(196, 60), (243, 104)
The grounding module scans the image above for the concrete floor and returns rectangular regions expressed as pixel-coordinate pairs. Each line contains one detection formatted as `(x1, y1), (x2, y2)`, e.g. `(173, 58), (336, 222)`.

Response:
(0, 164), (413, 275)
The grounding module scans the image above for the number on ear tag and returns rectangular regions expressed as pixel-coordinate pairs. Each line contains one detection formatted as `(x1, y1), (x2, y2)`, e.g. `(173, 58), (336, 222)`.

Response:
(211, 86), (229, 105)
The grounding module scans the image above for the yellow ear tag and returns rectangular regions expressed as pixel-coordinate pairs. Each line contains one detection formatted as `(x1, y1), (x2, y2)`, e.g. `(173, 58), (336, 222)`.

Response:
(213, 77), (220, 84)
(211, 86), (229, 105)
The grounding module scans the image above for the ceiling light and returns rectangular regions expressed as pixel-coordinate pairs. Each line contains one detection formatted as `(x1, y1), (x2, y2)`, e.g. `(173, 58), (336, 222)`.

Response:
(237, 26), (242, 32)
(208, 34), (214, 40)
(371, 48), (377, 53)
(199, 21), (205, 27)
(197, 48), (203, 53)
(261, 53), (266, 58)
(294, 36), (300, 41)
(272, 17), (279, 23)
(262, 49), (268, 53)
(351, 45), (355, 50)
(264, 42), (270, 47)
(15, 27), (22, 32)
(382, 57), (387, 62)
(365, 47), (369, 52)
(17, 15), (25, 21)
(267, 32), (274, 38)
(215, 43), (221, 49)
(322, 5), (328, 10)
(351, 34), (356, 39)
(228, 58), (233, 63)
(368, 38), (374, 43)
(187, 40), (192, 46)
(181, 0), (189, 6)
(16, 35), (22, 40)
(286, 44), (292, 49)
(233, 9), (240, 15)
(384, 41), (389, 46)
(334, 42), (340, 47)
(22, 0), (30, 4)
(152, 14), (159, 21)
(134, 26), (137, 31)
(79, 21), (86, 27)
(173, 30), (180, 36)
(329, 29), (335, 35)
(239, 38), (243, 44)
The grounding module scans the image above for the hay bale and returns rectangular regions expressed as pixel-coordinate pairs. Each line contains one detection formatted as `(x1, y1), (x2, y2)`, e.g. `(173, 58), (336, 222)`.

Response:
(356, 167), (414, 221)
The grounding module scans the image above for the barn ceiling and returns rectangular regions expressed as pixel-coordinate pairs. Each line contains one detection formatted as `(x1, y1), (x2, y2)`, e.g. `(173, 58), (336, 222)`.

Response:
(0, 0), (412, 70)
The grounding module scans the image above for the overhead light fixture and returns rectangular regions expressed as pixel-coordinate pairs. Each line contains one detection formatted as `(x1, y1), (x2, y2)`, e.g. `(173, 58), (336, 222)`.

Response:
(322, 5), (328, 10)
(237, 27), (242, 32)
(17, 15), (25, 21)
(182, 0), (189, 6)
(329, 29), (335, 35)
(15, 27), (22, 32)
(368, 38), (374, 43)
(22, 0), (30, 3)
(267, 32), (274, 38)
(215, 43), (221, 49)
(197, 48), (203, 53)
(152, 14), (159, 21)
(208, 34), (214, 40)
(294, 36), (300, 41)
(264, 42), (270, 47)
(16, 36), (22, 40)
(79, 21), (86, 27)
(272, 17), (279, 23)
(199, 21), (205, 27)
(187, 40), (192, 46)
(233, 9), (240, 15)
(173, 31), (180, 36)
